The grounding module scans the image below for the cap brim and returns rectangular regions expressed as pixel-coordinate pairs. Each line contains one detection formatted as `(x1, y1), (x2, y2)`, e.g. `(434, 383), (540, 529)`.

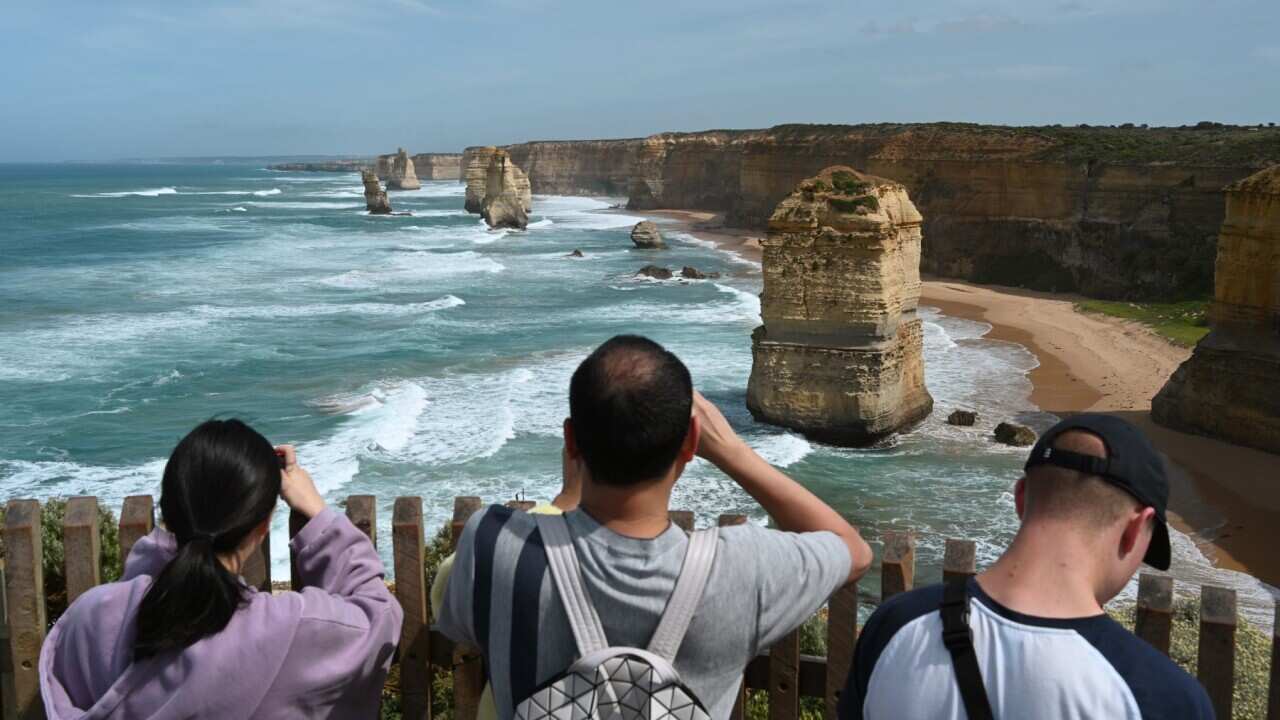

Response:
(1144, 519), (1171, 571)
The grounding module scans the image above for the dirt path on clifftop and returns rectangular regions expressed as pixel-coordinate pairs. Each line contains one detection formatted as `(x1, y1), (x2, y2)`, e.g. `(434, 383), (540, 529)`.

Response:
(921, 279), (1280, 587)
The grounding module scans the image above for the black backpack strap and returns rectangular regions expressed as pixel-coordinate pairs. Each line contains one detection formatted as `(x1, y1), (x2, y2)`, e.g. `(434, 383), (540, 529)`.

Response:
(940, 578), (994, 720)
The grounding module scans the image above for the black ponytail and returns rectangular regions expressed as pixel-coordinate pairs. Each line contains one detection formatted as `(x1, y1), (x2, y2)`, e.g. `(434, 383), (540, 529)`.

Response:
(133, 419), (282, 661)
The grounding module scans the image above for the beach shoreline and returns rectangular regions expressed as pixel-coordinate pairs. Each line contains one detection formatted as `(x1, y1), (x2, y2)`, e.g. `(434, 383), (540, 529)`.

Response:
(655, 209), (1280, 588)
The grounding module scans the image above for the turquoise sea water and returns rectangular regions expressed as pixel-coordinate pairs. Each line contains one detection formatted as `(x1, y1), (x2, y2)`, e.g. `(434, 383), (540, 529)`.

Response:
(1, 163), (1272, 624)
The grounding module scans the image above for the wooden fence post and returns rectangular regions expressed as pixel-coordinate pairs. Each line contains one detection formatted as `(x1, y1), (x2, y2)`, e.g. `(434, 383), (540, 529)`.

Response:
(288, 509), (307, 591)
(242, 524), (272, 592)
(346, 496), (377, 548)
(452, 497), (484, 720)
(1134, 574), (1173, 655)
(1197, 585), (1236, 719)
(1268, 602), (1278, 720)
(881, 531), (915, 601)
(4, 500), (44, 719)
(718, 514), (749, 720)
(942, 539), (976, 584)
(768, 623), (800, 720)
(669, 510), (695, 533)
(394, 497), (431, 720)
(63, 497), (101, 606)
(825, 581), (858, 720)
(118, 495), (154, 573)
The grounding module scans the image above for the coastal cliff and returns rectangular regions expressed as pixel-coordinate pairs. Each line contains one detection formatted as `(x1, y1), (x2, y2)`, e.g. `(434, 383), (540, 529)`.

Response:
(412, 153), (462, 180)
(746, 167), (933, 445)
(1153, 166), (1280, 454)
(490, 124), (1280, 300)
(463, 147), (498, 213)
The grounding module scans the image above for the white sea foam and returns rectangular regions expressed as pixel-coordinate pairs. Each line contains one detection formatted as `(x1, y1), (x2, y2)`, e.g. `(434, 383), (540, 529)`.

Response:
(71, 187), (178, 198)
(319, 251), (504, 288)
(749, 432), (813, 468)
(245, 201), (361, 210)
(526, 218), (554, 229)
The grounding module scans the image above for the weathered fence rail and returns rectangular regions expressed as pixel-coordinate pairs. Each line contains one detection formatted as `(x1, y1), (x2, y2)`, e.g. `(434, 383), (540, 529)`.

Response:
(2, 495), (1277, 719)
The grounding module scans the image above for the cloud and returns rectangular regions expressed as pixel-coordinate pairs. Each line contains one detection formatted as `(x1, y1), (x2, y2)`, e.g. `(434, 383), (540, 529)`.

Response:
(1254, 46), (1280, 63)
(936, 14), (1023, 33)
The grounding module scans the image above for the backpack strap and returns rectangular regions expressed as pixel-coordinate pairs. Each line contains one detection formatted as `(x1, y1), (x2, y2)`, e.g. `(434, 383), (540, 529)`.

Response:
(534, 514), (609, 657)
(647, 526), (719, 663)
(940, 578), (994, 720)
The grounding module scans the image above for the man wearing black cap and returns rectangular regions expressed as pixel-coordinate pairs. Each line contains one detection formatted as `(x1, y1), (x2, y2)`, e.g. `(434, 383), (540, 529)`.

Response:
(837, 414), (1213, 719)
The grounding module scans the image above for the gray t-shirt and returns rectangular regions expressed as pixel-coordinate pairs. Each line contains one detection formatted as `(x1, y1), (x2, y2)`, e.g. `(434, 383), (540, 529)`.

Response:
(438, 505), (852, 720)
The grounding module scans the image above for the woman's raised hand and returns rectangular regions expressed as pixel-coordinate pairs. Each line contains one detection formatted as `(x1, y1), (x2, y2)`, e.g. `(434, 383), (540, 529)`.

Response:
(276, 445), (326, 519)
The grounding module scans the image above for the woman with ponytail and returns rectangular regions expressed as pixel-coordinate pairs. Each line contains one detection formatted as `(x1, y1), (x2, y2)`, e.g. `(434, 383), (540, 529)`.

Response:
(39, 419), (403, 719)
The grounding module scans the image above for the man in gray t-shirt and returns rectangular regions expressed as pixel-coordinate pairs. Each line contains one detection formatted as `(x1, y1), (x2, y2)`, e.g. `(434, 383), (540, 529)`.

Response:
(438, 335), (872, 720)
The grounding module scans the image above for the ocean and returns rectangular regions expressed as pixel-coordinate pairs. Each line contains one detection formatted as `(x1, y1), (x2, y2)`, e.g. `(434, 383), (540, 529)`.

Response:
(1, 162), (1273, 626)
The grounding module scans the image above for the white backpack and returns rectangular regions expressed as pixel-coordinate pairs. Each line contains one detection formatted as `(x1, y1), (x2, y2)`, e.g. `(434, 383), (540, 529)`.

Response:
(513, 514), (719, 720)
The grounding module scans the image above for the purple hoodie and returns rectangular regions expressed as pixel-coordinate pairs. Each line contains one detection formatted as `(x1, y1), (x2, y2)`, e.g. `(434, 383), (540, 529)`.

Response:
(39, 507), (403, 719)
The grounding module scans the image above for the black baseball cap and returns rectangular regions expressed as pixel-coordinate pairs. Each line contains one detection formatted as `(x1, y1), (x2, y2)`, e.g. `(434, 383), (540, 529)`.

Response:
(1024, 413), (1170, 570)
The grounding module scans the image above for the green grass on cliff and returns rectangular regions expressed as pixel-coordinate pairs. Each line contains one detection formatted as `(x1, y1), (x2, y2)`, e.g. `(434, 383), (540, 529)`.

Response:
(1075, 299), (1210, 346)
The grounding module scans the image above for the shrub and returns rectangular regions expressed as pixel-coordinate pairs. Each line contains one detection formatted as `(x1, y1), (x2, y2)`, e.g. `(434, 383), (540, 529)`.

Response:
(829, 171), (872, 196)
(829, 196), (879, 214)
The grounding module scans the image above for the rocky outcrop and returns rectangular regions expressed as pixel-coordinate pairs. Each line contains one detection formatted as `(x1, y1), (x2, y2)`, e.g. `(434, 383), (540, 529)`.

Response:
(378, 148), (420, 190)
(746, 167), (934, 446)
(479, 151), (532, 229)
(636, 265), (673, 280)
(948, 410), (978, 426)
(1153, 165), (1280, 454)
(631, 221), (665, 248)
(361, 170), (392, 214)
(680, 266), (720, 280)
(567, 249), (584, 258)
(994, 422), (1037, 446)
(464, 148), (532, 223)
(486, 124), (1280, 300)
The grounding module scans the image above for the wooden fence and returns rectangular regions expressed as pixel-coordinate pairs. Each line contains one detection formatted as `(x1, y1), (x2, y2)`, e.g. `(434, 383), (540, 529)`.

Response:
(2, 495), (1278, 720)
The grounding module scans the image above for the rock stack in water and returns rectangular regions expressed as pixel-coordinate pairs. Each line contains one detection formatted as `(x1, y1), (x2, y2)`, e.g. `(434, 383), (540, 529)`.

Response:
(361, 170), (392, 214)
(631, 221), (665, 248)
(463, 147), (498, 214)
(746, 167), (933, 445)
(1153, 166), (1280, 454)
(480, 150), (533, 229)
(385, 148), (421, 190)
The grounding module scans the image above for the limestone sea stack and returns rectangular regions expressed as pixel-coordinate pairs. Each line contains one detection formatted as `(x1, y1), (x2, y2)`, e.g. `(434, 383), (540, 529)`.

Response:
(746, 167), (933, 445)
(463, 147), (498, 213)
(1152, 165), (1280, 454)
(385, 148), (421, 190)
(361, 170), (392, 214)
(631, 221), (665, 248)
(481, 150), (533, 229)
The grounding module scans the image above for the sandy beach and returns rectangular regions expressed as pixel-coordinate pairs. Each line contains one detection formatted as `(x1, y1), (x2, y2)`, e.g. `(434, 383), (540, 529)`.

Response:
(666, 210), (1280, 587)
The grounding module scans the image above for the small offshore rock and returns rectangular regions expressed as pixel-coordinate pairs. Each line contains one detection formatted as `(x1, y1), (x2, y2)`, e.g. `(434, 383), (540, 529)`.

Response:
(567, 249), (584, 258)
(947, 410), (978, 426)
(361, 170), (392, 215)
(636, 265), (673, 280)
(680, 266), (721, 280)
(994, 422), (1037, 446)
(631, 221), (666, 249)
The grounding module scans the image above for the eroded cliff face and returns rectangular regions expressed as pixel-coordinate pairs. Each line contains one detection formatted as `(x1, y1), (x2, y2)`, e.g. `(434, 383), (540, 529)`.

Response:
(412, 153), (462, 180)
(479, 150), (533, 229)
(463, 147), (498, 213)
(1153, 166), (1280, 454)
(488, 124), (1278, 299)
(746, 167), (933, 446)
(378, 148), (420, 190)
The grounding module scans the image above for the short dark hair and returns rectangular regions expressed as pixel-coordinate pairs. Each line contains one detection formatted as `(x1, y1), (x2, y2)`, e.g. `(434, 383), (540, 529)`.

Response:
(569, 335), (694, 486)
(1024, 430), (1139, 529)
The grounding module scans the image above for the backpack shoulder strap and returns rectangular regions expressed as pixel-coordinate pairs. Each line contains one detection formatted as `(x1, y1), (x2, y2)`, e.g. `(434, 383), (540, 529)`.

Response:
(534, 514), (608, 657)
(647, 526), (719, 663)
(940, 577), (994, 720)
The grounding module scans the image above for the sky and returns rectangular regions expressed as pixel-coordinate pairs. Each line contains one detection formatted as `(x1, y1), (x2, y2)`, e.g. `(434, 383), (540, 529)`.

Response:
(1, 0), (1277, 161)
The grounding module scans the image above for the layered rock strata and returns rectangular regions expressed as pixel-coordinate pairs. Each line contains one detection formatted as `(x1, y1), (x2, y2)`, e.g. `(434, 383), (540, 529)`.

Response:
(1153, 165), (1280, 454)
(630, 221), (665, 248)
(463, 147), (498, 213)
(485, 124), (1280, 300)
(412, 153), (462, 180)
(361, 170), (392, 214)
(480, 151), (532, 229)
(746, 167), (934, 445)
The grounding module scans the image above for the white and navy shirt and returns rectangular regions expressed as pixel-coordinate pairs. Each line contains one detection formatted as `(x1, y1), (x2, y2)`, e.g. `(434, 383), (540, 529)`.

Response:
(838, 578), (1213, 719)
